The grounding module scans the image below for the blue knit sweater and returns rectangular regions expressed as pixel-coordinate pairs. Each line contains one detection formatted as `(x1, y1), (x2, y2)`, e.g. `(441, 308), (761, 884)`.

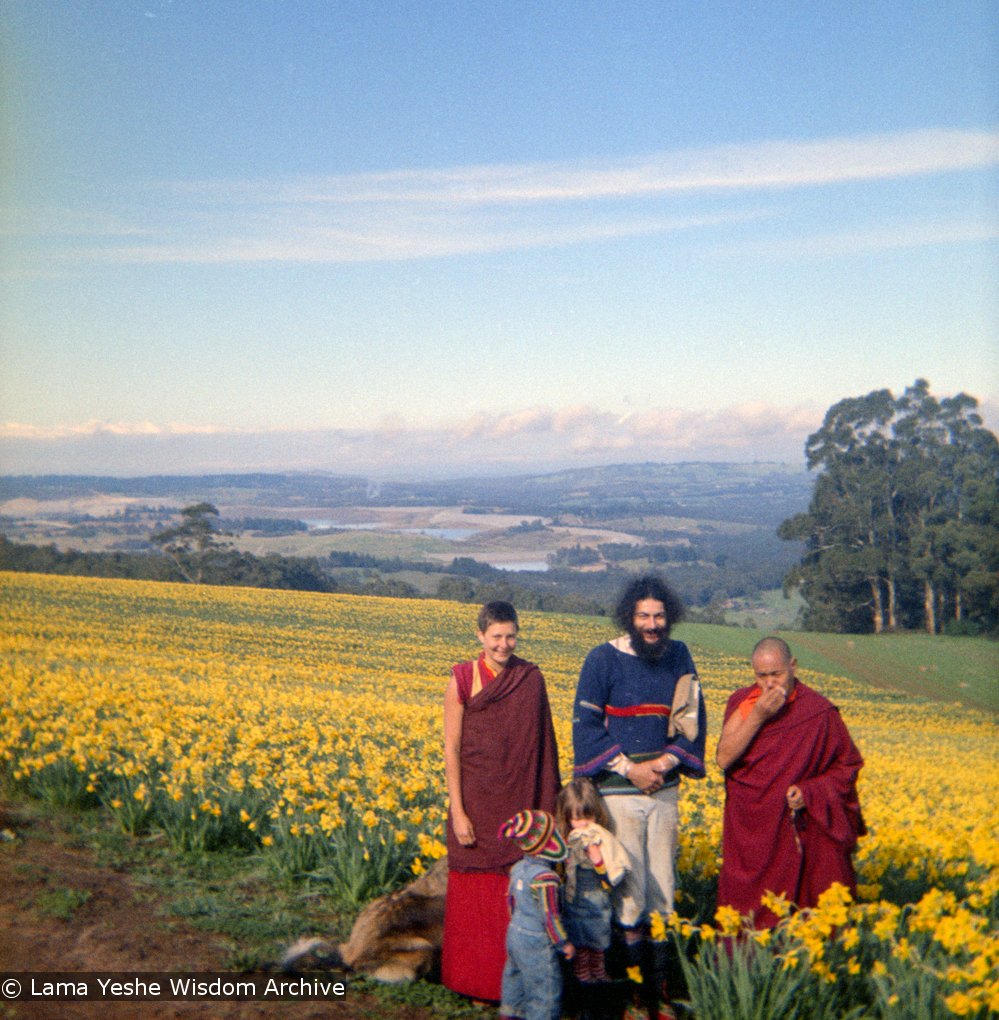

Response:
(572, 638), (706, 791)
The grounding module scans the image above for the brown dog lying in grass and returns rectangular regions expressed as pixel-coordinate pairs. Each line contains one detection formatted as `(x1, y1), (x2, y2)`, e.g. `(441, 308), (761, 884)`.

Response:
(281, 857), (448, 983)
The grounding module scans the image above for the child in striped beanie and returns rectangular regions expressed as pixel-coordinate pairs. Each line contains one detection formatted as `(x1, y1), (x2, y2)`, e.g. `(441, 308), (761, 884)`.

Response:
(498, 809), (573, 1020)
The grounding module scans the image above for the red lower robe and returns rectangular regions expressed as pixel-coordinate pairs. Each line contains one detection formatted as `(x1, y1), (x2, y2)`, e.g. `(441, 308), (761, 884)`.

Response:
(442, 655), (562, 1000)
(717, 681), (865, 928)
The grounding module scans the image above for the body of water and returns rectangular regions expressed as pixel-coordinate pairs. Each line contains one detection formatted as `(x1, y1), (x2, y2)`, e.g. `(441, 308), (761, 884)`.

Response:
(305, 520), (381, 530)
(305, 520), (479, 541)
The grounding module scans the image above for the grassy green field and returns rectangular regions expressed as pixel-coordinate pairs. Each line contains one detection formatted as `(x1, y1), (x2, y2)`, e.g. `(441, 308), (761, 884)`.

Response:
(721, 587), (805, 629)
(677, 621), (998, 714)
(234, 528), (454, 560)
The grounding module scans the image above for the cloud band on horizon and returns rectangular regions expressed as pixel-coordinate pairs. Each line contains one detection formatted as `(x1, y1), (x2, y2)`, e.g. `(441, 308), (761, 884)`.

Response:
(0, 401), (825, 476)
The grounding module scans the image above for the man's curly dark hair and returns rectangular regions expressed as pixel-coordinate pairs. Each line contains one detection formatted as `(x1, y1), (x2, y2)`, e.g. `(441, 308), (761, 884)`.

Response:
(613, 574), (685, 638)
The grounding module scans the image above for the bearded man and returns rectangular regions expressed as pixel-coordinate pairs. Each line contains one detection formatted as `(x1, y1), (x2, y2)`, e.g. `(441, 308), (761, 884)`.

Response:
(572, 574), (706, 1016)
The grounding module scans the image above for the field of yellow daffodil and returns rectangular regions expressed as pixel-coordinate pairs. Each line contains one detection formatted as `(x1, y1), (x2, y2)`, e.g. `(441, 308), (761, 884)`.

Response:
(1, 571), (996, 1017)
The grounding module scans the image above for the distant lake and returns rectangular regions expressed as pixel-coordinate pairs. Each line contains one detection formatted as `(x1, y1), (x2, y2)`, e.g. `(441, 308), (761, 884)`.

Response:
(305, 520), (381, 530)
(492, 559), (549, 572)
(305, 520), (479, 541)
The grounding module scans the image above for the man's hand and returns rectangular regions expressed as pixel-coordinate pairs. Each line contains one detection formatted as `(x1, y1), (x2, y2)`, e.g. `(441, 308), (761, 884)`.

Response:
(629, 759), (664, 794)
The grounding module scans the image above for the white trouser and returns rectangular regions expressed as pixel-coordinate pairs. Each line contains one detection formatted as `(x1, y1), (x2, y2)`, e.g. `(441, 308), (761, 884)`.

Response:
(604, 785), (679, 929)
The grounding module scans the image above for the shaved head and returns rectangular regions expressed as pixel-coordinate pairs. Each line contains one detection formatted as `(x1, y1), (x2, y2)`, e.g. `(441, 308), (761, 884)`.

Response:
(752, 636), (793, 664)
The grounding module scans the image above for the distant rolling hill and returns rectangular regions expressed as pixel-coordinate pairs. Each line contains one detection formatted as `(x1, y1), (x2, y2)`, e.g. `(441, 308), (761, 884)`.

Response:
(0, 461), (812, 528)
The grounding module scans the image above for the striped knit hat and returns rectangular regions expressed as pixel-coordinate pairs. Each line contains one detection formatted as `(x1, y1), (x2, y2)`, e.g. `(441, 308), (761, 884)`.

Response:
(498, 809), (568, 862)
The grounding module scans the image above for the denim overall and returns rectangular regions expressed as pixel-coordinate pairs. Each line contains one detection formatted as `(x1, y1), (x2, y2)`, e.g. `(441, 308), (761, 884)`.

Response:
(565, 864), (613, 950)
(500, 855), (565, 1020)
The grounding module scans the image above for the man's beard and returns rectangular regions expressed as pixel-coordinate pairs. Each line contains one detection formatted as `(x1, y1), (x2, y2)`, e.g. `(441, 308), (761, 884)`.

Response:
(629, 626), (670, 661)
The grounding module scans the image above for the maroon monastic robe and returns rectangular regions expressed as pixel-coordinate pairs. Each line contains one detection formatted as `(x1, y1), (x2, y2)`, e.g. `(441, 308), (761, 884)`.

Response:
(717, 681), (865, 928)
(445, 654), (562, 870)
(442, 655), (561, 1001)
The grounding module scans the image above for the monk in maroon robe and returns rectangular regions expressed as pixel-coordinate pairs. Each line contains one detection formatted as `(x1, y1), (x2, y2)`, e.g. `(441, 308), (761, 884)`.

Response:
(716, 637), (865, 929)
(442, 601), (561, 1001)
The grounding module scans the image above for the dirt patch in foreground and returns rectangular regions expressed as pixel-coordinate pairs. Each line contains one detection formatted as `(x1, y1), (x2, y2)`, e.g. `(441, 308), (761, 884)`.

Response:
(0, 802), (435, 1019)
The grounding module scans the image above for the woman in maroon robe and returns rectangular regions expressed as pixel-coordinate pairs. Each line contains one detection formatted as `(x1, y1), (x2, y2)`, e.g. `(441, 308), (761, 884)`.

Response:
(442, 600), (562, 1002)
(716, 637), (865, 929)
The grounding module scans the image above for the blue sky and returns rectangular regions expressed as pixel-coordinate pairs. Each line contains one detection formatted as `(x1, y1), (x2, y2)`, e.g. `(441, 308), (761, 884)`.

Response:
(2, 1), (996, 477)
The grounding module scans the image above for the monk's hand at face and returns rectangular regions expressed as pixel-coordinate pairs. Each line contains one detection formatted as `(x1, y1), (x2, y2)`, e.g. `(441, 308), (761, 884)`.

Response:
(755, 683), (788, 719)
(452, 810), (476, 846)
(786, 785), (804, 811)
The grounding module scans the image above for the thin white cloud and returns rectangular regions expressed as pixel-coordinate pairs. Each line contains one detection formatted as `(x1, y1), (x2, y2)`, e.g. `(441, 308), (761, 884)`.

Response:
(0, 420), (234, 440)
(7, 128), (997, 267)
(163, 128), (999, 206)
(70, 211), (757, 265)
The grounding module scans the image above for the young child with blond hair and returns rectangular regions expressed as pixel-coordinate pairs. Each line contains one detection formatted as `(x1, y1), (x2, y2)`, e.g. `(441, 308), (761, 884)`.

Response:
(556, 778), (630, 1015)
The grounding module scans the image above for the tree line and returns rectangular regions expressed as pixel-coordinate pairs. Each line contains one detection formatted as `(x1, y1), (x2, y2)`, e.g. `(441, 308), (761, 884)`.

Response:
(0, 533), (336, 592)
(0, 530), (611, 618)
(779, 379), (998, 635)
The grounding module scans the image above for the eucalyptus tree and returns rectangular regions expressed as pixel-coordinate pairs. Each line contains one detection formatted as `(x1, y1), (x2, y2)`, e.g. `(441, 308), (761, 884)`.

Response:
(779, 388), (901, 633)
(150, 502), (232, 584)
(894, 381), (999, 632)
(781, 380), (998, 634)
